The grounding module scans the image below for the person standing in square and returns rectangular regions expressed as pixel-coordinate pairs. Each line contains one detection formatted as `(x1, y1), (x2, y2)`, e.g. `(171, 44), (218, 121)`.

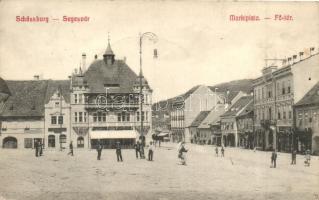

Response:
(97, 142), (103, 160)
(271, 150), (277, 168)
(148, 141), (154, 161)
(116, 141), (123, 162)
(67, 141), (74, 156)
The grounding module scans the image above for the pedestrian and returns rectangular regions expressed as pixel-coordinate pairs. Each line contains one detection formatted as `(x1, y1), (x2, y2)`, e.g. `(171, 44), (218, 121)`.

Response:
(271, 150), (277, 168)
(304, 149), (311, 167)
(116, 141), (123, 162)
(139, 140), (145, 159)
(35, 140), (39, 157)
(67, 141), (74, 156)
(221, 146), (225, 157)
(134, 141), (140, 159)
(291, 149), (297, 165)
(215, 146), (219, 157)
(148, 141), (154, 161)
(39, 141), (43, 156)
(97, 143), (103, 160)
(178, 142), (188, 165)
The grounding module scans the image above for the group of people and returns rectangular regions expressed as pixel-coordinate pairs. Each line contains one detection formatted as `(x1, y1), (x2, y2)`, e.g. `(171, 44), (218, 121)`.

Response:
(270, 149), (312, 168)
(215, 146), (225, 157)
(95, 140), (155, 162)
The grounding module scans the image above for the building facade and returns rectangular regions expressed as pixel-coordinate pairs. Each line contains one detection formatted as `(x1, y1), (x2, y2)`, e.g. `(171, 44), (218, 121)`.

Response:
(0, 40), (153, 149)
(220, 96), (253, 147)
(294, 81), (319, 155)
(170, 85), (225, 143)
(253, 52), (319, 152)
(236, 101), (254, 149)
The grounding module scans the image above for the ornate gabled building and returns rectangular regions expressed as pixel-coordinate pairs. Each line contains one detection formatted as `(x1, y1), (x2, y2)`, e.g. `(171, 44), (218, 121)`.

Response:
(69, 41), (152, 149)
(0, 40), (152, 149)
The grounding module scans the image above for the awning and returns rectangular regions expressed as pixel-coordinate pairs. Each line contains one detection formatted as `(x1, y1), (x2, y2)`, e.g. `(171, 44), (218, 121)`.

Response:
(90, 130), (138, 139)
(157, 132), (169, 137)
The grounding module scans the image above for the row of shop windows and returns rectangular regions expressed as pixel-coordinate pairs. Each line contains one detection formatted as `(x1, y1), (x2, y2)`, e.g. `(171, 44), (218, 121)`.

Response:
(22, 135), (84, 148)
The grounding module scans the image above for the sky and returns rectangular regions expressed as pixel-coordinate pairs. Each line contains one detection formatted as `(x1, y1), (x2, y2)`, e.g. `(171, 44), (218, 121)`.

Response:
(0, 0), (318, 102)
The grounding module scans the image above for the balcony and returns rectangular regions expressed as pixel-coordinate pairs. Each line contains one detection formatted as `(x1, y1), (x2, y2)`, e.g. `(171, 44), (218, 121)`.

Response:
(85, 103), (139, 111)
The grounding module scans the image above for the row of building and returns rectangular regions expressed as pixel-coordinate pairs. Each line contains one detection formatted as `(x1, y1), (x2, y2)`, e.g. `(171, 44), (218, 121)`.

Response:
(153, 50), (319, 154)
(0, 41), (152, 149)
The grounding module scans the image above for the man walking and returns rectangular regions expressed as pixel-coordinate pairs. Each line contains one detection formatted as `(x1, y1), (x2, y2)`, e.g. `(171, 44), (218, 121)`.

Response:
(291, 149), (297, 165)
(139, 140), (145, 159)
(271, 150), (277, 168)
(215, 146), (219, 157)
(148, 141), (154, 161)
(97, 143), (103, 160)
(116, 142), (123, 162)
(221, 146), (225, 157)
(39, 141), (43, 156)
(35, 140), (39, 157)
(134, 141), (140, 159)
(67, 141), (74, 156)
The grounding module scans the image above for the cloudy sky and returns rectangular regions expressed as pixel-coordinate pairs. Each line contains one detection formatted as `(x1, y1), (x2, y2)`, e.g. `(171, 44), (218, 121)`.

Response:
(0, 0), (318, 101)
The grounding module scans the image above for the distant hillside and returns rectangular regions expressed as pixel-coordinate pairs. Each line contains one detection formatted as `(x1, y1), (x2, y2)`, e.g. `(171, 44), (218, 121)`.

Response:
(153, 79), (254, 111)
(208, 79), (254, 94)
(151, 79), (254, 130)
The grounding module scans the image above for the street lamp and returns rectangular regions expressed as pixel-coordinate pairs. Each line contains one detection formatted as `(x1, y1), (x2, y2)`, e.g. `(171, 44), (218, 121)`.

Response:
(139, 32), (158, 145)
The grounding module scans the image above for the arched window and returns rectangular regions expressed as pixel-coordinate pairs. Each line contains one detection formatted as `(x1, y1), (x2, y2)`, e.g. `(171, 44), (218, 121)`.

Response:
(77, 137), (84, 148)
(48, 135), (55, 147)
(59, 134), (66, 144)
(3, 137), (18, 148)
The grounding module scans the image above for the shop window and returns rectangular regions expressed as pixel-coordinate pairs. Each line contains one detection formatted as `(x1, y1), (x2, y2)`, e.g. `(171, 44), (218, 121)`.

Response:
(48, 135), (55, 147)
(24, 138), (32, 148)
(77, 137), (84, 148)
(59, 134), (66, 144)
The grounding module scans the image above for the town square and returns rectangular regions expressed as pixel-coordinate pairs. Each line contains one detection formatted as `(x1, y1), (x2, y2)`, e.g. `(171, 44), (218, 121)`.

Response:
(1, 1), (319, 200)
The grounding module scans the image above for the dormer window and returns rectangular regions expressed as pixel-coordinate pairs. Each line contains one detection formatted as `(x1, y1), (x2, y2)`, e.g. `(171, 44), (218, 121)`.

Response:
(55, 102), (60, 107)
(31, 105), (36, 110)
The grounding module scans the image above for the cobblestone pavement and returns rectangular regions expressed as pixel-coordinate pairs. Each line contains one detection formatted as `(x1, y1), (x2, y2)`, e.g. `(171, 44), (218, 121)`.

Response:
(0, 143), (318, 200)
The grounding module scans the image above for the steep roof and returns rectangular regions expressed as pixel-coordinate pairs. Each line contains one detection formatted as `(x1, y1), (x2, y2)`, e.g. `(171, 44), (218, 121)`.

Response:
(104, 42), (114, 55)
(0, 79), (71, 117)
(221, 96), (253, 118)
(45, 80), (71, 103)
(1, 80), (48, 117)
(198, 105), (227, 129)
(189, 111), (210, 127)
(0, 77), (11, 96)
(236, 100), (254, 118)
(295, 81), (319, 107)
(84, 59), (138, 93)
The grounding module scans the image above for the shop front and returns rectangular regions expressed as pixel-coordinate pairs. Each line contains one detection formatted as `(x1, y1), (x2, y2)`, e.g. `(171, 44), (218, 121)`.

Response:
(90, 130), (138, 149)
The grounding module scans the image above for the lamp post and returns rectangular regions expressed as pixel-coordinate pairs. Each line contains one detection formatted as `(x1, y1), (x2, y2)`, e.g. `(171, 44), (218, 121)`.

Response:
(139, 32), (158, 145)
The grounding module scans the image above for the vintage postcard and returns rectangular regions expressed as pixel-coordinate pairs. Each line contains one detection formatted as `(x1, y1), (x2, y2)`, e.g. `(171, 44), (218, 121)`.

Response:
(0, 0), (318, 199)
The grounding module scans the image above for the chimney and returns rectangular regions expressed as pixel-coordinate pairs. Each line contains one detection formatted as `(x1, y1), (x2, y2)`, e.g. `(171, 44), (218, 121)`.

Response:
(82, 53), (86, 72)
(292, 55), (297, 64)
(310, 47), (315, 56)
(94, 54), (98, 60)
(123, 56), (127, 63)
(299, 52), (304, 61)
(33, 75), (40, 80)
